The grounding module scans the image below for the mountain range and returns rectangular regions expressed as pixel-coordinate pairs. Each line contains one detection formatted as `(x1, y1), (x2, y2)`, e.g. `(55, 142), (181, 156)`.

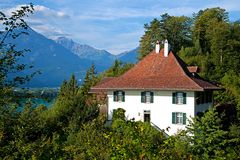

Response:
(55, 37), (115, 70)
(6, 28), (138, 87)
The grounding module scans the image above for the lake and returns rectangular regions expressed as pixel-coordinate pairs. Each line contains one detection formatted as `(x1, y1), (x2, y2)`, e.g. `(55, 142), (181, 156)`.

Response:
(21, 98), (56, 108)
(15, 87), (58, 109)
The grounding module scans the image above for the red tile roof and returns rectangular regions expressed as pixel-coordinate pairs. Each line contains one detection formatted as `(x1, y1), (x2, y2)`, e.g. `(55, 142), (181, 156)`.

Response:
(91, 49), (220, 92)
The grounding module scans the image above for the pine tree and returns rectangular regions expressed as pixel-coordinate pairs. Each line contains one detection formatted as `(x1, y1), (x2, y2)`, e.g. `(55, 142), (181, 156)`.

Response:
(80, 64), (99, 104)
(138, 14), (192, 60)
(139, 18), (161, 60)
(186, 108), (230, 159)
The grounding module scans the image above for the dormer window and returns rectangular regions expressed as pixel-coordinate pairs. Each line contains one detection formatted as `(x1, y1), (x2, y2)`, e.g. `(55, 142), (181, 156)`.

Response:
(141, 91), (154, 103)
(113, 91), (125, 102)
(172, 92), (186, 104)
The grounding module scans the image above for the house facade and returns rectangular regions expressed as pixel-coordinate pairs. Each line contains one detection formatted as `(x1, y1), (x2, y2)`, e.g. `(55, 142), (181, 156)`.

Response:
(91, 40), (219, 135)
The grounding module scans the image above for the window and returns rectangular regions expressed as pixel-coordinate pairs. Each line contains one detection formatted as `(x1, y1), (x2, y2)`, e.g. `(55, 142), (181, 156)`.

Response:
(141, 91), (154, 103)
(176, 112), (183, 124)
(172, 112), (186, 125)
(195, 91), (213, 104)
(113, 91), (125, 102)
(172, 92), (186, 104)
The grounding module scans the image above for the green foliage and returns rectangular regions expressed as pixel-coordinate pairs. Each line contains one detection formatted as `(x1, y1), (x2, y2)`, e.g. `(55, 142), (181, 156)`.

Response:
(0, 103), (48, 159)
(112, 108), (126, 121)
(80, 64), (99, 101)
(159, 132), (191, 159)
(193, 7), (228, 54)
(186, 108), (228, 159)
(216, 71), (240, 108)
(44, 74), (99, 134)
(139, 18), (161, 59)
(64, 115), (110, 159)
(185, 108), (239, 159)
(178, 8), (240, 109)
(111, 119), (165, 160)
(102, 60), (134, 77)
(139, 14), (192, 60)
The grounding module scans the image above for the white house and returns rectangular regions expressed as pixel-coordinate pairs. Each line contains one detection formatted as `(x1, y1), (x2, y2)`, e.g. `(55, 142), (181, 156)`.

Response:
(91, 40), (220, 135)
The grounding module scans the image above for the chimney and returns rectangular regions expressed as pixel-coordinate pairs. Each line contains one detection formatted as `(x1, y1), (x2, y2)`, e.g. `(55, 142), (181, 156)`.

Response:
(155, 40), (160, 53)
(164, 39), (169, 57)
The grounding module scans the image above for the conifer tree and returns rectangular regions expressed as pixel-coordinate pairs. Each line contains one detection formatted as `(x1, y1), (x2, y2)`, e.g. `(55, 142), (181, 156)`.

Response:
(186, 108), (237, 159)
(80, 64), (99, 101)
(139, 14), (191, 60)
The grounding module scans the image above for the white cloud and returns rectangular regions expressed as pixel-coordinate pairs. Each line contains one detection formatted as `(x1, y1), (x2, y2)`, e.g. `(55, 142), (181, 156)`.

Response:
(1, 4), (71, 39)
(27, 5), (72, 39)
(34, 5), (70, 19)
(76, 7), (159, 21)
(32, 24), (70, 38)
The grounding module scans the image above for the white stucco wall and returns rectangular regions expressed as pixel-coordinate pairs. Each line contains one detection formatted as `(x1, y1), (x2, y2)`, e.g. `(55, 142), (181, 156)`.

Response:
(107, 90), (196, 135)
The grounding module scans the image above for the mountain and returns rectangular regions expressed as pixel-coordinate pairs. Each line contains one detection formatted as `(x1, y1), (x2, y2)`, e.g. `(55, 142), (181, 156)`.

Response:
(55, 37), (115, 70)
(4, 28), (138, 87)
(7, 28), (93, 87)
(117, 47), (139, 63)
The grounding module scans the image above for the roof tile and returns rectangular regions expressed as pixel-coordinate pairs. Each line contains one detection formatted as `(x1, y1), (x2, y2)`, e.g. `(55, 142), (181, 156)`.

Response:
(91, 49), (220, 92)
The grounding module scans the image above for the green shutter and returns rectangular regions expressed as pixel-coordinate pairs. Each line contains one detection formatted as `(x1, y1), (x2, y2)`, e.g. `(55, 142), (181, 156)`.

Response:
(113, 91), (117, 101)
(183, 113), (186, 125)
(172, 112), (176, 124)
(183, 92), (187, 104)
(141, 92), (146, 103)
(150, 92), (154, 103)
(122, 91), (125, 102)
(172, 92), (176, 104)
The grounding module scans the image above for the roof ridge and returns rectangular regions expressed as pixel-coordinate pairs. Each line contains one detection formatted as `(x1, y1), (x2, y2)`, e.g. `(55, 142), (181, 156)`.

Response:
(171, 51), (203, 90)
(118, 50), (155, 78)
(91, 48), (219, 92)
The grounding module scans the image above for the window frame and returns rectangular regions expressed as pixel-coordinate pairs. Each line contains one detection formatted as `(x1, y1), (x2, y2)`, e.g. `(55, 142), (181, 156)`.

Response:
(172, 112), (186, 125)
(113, 90), (125, 102)
(172, 92), (186, 104)
(141, 91), (154, 103)
(176, 112), (183, 124)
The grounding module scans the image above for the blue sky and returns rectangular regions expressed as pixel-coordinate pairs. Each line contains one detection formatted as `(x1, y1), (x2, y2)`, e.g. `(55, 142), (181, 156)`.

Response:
(1, 0), (239, 54)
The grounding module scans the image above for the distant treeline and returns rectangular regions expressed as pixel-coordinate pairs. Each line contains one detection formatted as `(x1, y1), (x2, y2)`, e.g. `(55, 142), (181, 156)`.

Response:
(13, 88), (59, 101)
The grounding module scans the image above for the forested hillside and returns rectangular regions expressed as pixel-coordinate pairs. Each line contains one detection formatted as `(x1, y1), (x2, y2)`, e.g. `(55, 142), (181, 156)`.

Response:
(0, 5), (239, 159)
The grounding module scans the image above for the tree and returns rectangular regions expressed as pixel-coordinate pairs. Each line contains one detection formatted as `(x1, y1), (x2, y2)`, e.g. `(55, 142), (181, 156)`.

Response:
(186, 108), (240, 159)
(193, 7), (228, 54)
(80, 64), (99, 103)
(0, 4), (41, 159)
(139, 14), (192, 60)
(44, 74), (99, 133)
(0, 3), (35, 105)
(160, 14), (192, 52)
(102, 60), (134, 77)
(139, 18), (161, 60)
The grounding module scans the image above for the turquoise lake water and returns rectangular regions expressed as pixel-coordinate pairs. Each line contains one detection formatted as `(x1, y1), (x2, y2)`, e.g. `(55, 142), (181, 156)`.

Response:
(20, 98), (55, 108)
